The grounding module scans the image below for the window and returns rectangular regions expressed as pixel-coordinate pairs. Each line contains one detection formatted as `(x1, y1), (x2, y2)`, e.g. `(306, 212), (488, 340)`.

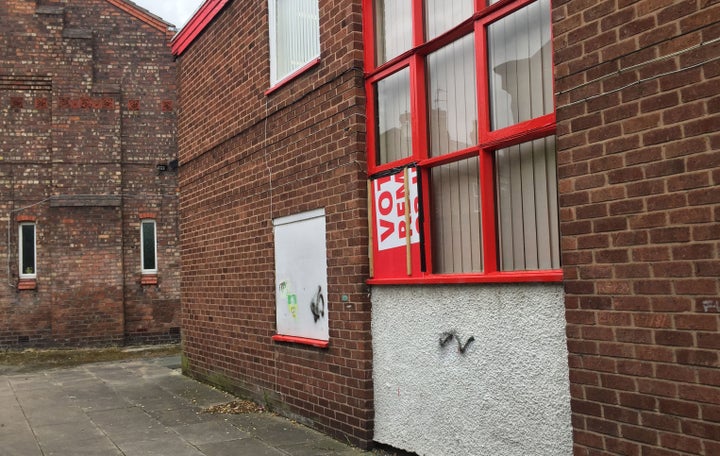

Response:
(268, 0), (320, 86)
(141, 220), (157, 274)
(375, 67), (412, 165)
(365, 0), (559, 283)
(19, 222), (36, 279)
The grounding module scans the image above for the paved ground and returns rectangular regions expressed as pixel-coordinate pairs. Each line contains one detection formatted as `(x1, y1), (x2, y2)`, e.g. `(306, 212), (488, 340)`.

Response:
(0, 355), (371, 456)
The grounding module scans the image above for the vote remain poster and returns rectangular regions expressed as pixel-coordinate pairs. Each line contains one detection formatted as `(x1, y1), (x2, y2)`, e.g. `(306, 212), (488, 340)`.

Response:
(370, 167), (422, 279)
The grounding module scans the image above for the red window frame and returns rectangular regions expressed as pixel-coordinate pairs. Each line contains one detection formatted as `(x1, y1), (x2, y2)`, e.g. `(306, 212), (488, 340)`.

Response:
(363, 0), (562, 284)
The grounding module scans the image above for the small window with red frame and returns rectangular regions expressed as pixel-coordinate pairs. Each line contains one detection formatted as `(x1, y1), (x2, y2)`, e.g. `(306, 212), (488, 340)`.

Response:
(268, 0), (321, 88)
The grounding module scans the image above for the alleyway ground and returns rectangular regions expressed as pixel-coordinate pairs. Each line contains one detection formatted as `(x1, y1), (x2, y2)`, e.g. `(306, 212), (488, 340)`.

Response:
(0, 348), (378, 455)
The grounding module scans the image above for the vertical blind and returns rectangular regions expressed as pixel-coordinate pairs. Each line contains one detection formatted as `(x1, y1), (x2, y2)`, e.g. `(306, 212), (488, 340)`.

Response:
(375, 68), (412, 165)
(272, 0), (320, 83)
(431, 157), (483, 273)
(487, 0), (557, 271)
(495, 136), (559, 271)
(424, 0), (473, 40)
(427, 33), (478, 157)
(488, 0), (553, 130)
(373, 0), (412, 65)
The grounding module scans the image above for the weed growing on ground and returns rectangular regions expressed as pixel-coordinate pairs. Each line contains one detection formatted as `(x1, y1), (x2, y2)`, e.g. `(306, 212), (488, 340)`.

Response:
(0, 344), (181, 374)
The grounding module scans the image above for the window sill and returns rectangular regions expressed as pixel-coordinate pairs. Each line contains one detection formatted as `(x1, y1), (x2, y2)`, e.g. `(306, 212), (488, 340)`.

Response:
(18, 279), (37, 290)
(367, 270), (563, 285)
(272, 334), (329, 348)
(141, 274), (158, 285)
(265, 57), (321, 96)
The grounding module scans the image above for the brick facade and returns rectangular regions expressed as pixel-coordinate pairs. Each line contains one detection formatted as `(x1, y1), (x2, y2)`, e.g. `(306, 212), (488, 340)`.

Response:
(554, 0), (720, 454)
(175, 0), (718, 452)
(175, 0), (371, 447)
(0, 0), (181, 347)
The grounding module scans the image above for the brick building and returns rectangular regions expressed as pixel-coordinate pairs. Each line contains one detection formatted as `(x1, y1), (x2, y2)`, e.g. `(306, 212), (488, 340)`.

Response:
(174, 0), (718, 454)
(555, 1), (720, 455)
(0, 0), (181, 347)
(173, 0), (374, 446)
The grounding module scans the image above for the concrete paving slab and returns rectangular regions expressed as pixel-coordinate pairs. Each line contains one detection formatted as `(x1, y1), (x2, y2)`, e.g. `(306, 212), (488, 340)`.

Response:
(281, 442), (370, 456)
(255, 419), (324, 447)
(152, 375), (223, 405)
(147, 404), (211, 427)
(0, 437), (44, 456)
(278, 437), (371, 456)
(32, 421), (106, 446)
(33, 421), (122, 456)
(23, 404), (88, 427)
(0, 355), (375, 456)
(45, 369), (96, 383)
(0, 407), (37, 454)
(87, 406), (167, 441)
(116, 384), (183, 410)
(226, 412), (318, 445)
(171, 420), (251, 446)
(0, 403), (26, 428)
(115, 437), (206, 456)
(64, 384), (127, 413)
(0, 378), (14, 395)
(198, 438), (286, 456)
(85, 367), (143, 386)
(41, 441), (123, 456)
(164, 380), (234, 408)
(6, 376), (53, 392)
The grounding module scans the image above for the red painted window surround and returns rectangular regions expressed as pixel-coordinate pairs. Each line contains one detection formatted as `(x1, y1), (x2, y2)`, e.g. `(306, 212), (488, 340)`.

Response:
(362, 0), (561, 285)
(265, 57), (322, 96)
(272, 334), (329, 348)
(368, 269), (562, 285)
(171, 0), (320, 93)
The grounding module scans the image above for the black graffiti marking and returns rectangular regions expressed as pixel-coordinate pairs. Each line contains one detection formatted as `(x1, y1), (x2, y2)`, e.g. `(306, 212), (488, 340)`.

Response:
(310, 285), (325, 323)
(439, 332), (454, 347)
(457, 336), (475, 354)
(439, 331), (475, 354)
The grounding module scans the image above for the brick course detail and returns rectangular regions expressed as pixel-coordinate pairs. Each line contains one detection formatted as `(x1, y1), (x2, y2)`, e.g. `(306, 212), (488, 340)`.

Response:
(0, 0), (180, 347)
(554, 0), (720, 454)
(175, 0), (372, 447)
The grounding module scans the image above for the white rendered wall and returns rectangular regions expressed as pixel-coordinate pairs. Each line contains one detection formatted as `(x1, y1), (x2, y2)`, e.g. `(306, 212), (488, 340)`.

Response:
(371, 284), (572, 456)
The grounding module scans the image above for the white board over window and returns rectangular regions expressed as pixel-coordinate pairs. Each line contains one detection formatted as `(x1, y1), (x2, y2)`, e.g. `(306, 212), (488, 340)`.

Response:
(273, 208), (329, 343)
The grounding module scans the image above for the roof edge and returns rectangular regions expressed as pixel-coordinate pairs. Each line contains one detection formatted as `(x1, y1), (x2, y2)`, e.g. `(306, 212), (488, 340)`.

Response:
(104, 0), (175, 38)
(171, 0), (230, 56)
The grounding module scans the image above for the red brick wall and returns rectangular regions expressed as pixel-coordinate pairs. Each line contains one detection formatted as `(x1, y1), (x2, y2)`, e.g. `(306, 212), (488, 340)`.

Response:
(177, 0), (372, 447)
(0, 0), (180, 347)
(554, 0), (720, 454)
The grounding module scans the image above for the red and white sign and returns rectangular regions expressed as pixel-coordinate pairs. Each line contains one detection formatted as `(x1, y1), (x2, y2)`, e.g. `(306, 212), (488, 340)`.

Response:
(373, 168), (419, 251)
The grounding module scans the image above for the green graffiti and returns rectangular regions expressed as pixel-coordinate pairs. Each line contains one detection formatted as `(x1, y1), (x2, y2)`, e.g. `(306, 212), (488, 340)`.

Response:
(287, 294), (298, 318)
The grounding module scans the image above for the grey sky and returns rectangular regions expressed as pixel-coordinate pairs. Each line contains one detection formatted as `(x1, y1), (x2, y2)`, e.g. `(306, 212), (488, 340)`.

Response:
(130, 0), (205, 29)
